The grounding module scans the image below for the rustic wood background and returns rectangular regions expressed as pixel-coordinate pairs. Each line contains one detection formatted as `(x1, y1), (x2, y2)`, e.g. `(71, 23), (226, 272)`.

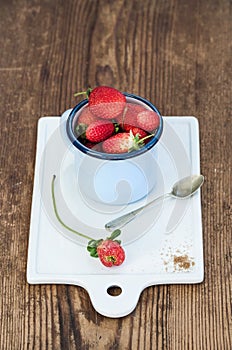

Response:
(0, 0), (231, 349)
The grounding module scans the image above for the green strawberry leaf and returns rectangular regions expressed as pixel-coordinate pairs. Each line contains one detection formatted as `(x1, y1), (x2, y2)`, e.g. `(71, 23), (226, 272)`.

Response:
(114, 239), (121, 245)
(87, 245), (99, 258)
(87, 246), (95, 252)
(87, 240), (97, 248)
(108, 229), (121, 240)
(114, 123), (120, 133)
(75, 123), (87, 138)
(87, 239), (103, 248)
(134, 133), (141, 143)
(87, 238), (104, 257)
(89, 249), (99, 258)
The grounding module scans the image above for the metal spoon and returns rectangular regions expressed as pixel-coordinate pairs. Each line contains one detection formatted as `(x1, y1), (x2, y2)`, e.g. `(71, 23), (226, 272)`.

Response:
(105, 174), (204, 231)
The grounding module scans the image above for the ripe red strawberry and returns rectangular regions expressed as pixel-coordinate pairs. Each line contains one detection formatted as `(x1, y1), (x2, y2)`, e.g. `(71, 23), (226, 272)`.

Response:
(88, 86), (126, 119)
(118, 103), (145, 127)
(102, 132), (141, 154)
(84, 141), (102, 152)
(78, 106), (97, 126)
(117, 103), (148, 139)
(97, 240), (125, 267)
(136, 110), (160, 132)
(125, 102), (146, 117)
(123, 125), (148, 139)
(85, 120), (115, 143)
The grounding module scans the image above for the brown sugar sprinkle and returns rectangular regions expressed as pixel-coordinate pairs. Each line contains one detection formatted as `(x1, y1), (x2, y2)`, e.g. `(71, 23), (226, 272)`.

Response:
(173, 255), (195, 270)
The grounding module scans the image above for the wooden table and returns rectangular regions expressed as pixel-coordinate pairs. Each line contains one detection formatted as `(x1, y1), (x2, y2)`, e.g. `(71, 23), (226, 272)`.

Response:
(0, 0), (231, 349)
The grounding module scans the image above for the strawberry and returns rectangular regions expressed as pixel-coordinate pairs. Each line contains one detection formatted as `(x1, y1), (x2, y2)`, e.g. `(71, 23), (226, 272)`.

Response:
(75, 106), (98, 138)
(78, 106), (97, 126)
(102, 131), (145, 154)
(125, 102), (146, 116)
(88, 86), (126, 119)
(123, 125), (148, 139)
(85, 120), (115, 143)
(102, 132), (132, 154)
(117, 103), (148, 138)
(97, 240), (125, 267)
(84, 141), (102, 152)
(136, 110), (160, 132)
(87, 229), (125, 267)
(118, 102), (145, 127)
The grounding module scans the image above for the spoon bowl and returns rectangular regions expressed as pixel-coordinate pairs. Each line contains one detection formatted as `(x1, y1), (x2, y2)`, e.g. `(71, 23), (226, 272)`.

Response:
(171, 174), (204, 198)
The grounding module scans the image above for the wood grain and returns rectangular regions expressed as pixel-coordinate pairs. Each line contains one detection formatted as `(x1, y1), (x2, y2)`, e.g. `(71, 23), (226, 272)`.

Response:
(0, 0), (231, 349)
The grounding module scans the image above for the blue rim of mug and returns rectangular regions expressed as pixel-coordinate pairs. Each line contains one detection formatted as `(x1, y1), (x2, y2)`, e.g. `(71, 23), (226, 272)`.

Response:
(66, 92), (163, 160)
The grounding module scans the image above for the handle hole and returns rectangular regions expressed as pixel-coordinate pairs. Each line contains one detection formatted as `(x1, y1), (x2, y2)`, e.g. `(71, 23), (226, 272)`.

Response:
(107, 285), (122, 297)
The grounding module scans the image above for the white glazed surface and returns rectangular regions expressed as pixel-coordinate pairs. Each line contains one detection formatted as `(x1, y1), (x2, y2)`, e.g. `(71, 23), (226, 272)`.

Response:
(27, 116), (204, 318)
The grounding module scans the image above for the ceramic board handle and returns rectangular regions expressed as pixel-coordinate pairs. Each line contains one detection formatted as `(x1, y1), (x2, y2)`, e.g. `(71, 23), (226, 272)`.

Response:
(84, 277), (143, 318)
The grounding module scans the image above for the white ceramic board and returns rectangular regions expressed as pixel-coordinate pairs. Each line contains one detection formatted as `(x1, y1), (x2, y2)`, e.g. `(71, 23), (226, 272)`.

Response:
(27, 115), (204, 318)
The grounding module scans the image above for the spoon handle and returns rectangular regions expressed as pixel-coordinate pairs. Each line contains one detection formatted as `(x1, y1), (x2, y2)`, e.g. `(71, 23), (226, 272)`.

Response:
(105, 193), (169, 231)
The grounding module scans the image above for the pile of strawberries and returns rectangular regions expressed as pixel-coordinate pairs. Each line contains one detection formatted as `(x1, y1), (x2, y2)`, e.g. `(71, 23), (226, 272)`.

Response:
(74, 86), (160, 154)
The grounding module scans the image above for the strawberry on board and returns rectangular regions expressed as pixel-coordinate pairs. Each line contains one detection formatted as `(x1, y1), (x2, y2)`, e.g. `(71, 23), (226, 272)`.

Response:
(88, 86), (126, 119)
(136, 110), (160, 132)
(102, 131), (145, 154)
(97, 240), (125, 267)
(85, 120), (115, 143)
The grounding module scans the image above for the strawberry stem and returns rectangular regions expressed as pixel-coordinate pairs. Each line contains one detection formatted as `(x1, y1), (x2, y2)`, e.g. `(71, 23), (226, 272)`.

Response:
(137, 133), (155, 144)
(51, 175), (94, 241)
(108, 229), (121, 240)
(51, 175), (122, 260)
(74, 87), (93, 98)
(73, 91), (87, 97)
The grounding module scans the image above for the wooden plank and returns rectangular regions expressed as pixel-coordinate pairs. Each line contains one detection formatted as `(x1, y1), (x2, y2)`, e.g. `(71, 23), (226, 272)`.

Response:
(0, 0), (231, 349)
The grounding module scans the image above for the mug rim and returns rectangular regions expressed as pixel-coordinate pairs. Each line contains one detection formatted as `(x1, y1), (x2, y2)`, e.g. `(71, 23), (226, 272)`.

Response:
(66, 92), (163, 160)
